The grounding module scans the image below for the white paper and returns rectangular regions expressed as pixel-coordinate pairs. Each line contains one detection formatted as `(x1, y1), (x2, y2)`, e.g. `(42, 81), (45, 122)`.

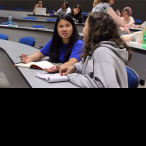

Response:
(35, 72), (68, 83)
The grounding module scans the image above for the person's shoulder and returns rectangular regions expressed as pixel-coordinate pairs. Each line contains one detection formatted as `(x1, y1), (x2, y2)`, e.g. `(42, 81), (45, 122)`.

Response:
(75, 39), (84, 45)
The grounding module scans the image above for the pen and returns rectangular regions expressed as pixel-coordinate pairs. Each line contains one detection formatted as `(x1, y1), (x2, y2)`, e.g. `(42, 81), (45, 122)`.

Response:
(17, 55), (27, 58)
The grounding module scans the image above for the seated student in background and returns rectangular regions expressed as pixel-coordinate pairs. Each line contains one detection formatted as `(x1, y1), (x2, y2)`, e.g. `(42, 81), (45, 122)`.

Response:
(54, 0), (71, 15)
(122, 25), (146, 43)
(67, 4), (83, 23)
(117, 7), (135, 28)
(92, 0), (130, 34)
(33, 0), (50, 16)
(59, 12), (132, 88)
(20, 14), (84, 73)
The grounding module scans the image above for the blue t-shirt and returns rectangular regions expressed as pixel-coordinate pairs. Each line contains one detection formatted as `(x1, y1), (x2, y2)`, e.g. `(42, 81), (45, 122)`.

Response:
(40, 38), (84, 62)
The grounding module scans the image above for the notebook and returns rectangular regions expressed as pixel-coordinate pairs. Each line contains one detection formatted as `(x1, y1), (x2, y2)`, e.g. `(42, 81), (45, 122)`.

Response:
(14, 61), (54, 70)
(35, 8), (46, 15)
(35, 72), (69, 83)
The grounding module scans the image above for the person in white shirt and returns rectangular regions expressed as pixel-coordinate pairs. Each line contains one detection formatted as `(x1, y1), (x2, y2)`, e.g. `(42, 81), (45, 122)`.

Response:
(117, 7), (135, 28)
(122, 25), (146, 43)
(54, 0), (71, 15)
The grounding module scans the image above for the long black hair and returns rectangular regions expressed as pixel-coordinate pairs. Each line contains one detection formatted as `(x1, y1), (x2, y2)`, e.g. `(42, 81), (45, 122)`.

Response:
(72, 4), (82, 22)
(48, 14), (80, 63)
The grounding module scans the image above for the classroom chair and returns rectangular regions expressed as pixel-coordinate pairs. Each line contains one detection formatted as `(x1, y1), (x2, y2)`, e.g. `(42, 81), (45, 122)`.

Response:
(47, 10), (55, 13)
(23, 17), (37, 20)
(32, 25), (45, 28)
(126, 67), (145, 88)
(49, 14), (54, 16)
(134, 19), (142, 24)
(19, 37), (36, 47)
(0, 34), (8, 40)
(46, 18), (56, 22)
(0, 71), (10, 88)
(1, 22), (18, 25)
(13, 7), (23, 10)
(81, 12), (88, 15)
(0, 6), (6, 9)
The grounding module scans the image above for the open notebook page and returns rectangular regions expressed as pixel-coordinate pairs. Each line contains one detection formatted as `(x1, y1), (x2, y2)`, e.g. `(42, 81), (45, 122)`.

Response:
(15, 61), (54, 69)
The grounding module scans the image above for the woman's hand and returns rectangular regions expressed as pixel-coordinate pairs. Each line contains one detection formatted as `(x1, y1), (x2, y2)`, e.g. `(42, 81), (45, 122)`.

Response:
(116, 9), (121, 17)
(35, 4), (39, 8)
(44, 64), (60, 73)
(137, 40), (142, 43)
(59, 66), (76, 76)
(122, 36), (131, 42)
(121, 27), (130, 34)
(21, 54), (32, 64)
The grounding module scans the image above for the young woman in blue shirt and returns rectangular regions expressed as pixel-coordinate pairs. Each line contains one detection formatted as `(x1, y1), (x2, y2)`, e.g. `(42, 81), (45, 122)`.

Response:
(20, 14), (84, 73)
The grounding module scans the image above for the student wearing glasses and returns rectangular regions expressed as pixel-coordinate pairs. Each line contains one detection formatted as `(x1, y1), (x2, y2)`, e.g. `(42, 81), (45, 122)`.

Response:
(33, 0), (50, 16)
(54, 0), (71, 15)
(20, 15), (84, 73)
(117, 7), (135, 28)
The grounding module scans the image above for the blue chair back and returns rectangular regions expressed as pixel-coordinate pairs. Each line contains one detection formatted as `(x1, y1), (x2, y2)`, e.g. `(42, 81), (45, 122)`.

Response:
(0, 6), (6, 9)
(47, 10), (55, 13)
(23, 17), (37, 20)
(1, 22), (18, 25)
(46, 18), (56, 22)
(32, 25), (45, 28)
(126, 67), (140, 88)
(19, 37), (36, 47)
(134, 19), (142, 24)
(0, 34), (8, 40)
(82, 12), (88, 15)
(13, 7), (23, 10)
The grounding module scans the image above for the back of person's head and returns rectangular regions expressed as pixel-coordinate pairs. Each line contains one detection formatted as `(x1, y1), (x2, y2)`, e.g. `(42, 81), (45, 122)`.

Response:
(81, 11), (132, 61)
(61, 0), (69, 8)
(122, 7), (132, 16)
(49, 14), (79, 63)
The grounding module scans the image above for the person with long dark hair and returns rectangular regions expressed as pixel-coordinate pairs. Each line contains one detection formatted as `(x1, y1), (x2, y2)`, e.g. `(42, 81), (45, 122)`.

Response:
(60, 12), (132, 88)
(20, 14), (84, 73)
(67, 4), (83, 23)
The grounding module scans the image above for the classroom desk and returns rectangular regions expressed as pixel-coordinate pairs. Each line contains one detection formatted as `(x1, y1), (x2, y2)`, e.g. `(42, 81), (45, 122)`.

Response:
(0, 9), (33, 19)
(27, 14), (58, 21)
(0, 25), (54, 47)
(28, 14), (88, 23)
(0, 40), (78, 88)
(129, 28), (142, 34)
(0, 17), (84, 33)
(127, 42), (146, 80)
(0, 25), (83, 47)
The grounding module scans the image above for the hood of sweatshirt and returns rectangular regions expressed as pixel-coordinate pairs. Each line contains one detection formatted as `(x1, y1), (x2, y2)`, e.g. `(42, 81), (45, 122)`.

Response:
(92, 41), (129, 63)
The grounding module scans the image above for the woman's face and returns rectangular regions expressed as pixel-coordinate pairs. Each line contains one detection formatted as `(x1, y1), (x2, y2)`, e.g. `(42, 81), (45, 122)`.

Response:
(83, 18), (89, 43)
(38, 1), (43, 7)
(73, 8), (80, 15)
(57, 19), (73, 40)
(122, 11), (129, 19)
(108, 0), (115, 5)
